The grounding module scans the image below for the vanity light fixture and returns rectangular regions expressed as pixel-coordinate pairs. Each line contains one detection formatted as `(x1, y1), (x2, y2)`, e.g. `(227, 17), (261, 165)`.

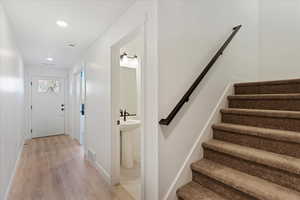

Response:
(120, 52), (138, 68)
(120, 52), (128, 63)
(120, 52), (128, 60)
(120, 52), (138, 60)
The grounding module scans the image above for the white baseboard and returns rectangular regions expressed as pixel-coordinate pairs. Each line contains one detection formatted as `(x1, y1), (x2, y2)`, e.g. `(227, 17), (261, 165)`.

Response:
(85, 150), (111, 185)
(4, 138), (26, 200)
(163, 83), (234, 200)
(94, 162), (111, 185)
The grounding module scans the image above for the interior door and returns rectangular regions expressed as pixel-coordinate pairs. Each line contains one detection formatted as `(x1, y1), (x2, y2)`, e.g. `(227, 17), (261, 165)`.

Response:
(80, 71), (86, 145)
(31, 76), (65, 138)
(111, 45), (121, 185)
(74, 72), (84, 144)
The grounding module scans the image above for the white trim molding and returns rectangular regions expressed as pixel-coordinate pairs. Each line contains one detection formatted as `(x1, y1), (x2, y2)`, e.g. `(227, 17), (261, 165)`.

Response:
(95, 162), (112, 185)
(85, 150), (111, 185)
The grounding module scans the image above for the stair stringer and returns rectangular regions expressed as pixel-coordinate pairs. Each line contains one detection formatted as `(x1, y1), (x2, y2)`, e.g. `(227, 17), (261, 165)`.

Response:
(162, 83), (234, 200)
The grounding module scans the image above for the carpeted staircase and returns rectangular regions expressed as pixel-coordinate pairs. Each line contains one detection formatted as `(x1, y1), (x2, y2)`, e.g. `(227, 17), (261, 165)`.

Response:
(177, 78), (300, 200)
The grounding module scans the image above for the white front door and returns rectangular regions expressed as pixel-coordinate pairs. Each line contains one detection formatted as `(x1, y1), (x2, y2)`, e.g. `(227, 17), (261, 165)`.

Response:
(31, 76), (65, 138)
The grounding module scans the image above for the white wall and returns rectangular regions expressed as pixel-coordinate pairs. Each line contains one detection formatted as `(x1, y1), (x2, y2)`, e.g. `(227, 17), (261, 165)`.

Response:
(259, 0), (300, 80)
(71, 1), (159, 199)
(24, 66), (70, 139)
(0, 3), (25, 200)
(158, 0), (260, 198)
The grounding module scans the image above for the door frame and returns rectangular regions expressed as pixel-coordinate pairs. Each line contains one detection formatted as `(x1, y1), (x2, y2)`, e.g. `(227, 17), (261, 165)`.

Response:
(70, 63), (87, 151)
(111, 25), (145, 199)
(29, 75), (67, 139)
(73, 68), (86, 146)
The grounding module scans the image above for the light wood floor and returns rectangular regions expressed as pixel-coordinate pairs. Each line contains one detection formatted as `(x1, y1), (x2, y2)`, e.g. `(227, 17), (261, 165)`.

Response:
(8, 135), (134, 200)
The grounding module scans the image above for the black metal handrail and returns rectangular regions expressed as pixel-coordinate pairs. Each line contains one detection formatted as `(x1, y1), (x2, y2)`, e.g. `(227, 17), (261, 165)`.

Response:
(159, 25), (242, 126)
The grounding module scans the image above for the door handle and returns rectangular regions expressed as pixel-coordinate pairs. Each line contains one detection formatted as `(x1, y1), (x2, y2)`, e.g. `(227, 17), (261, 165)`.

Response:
(80, 104), (85, 116)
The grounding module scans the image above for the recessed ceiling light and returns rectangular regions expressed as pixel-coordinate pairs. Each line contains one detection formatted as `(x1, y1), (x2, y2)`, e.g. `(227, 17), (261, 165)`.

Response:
(46, 57), (53, 61)
(56, 20), (68, 28)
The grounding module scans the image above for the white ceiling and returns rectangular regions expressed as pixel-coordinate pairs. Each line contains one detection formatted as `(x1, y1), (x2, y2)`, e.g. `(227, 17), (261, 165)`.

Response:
(2, 0), (136, 68)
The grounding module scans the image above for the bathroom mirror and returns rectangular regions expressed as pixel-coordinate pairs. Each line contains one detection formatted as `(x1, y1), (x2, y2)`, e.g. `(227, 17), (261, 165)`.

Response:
(120, 66), (138, 116)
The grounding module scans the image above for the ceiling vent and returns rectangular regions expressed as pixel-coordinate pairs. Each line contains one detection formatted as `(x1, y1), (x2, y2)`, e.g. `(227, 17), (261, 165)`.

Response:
(67, 43), (77, 48)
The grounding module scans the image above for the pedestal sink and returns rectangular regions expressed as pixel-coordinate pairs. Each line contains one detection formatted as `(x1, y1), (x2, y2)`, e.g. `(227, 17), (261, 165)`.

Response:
(120, 119), (141, 168)
(120, 119), (141, 131)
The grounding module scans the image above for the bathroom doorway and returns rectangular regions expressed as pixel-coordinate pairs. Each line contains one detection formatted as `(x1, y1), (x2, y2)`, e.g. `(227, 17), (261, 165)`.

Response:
(111, 27), (144, 200)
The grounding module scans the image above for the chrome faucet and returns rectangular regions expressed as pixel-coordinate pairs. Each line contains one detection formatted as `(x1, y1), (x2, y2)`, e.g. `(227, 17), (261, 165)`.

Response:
(120, 109), (136, 121)
(120, 109), (128, 121)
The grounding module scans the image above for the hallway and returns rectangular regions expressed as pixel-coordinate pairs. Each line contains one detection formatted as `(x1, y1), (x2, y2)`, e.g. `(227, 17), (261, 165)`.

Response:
(8, 135), (133, 200)
(3, 0), (300, 199)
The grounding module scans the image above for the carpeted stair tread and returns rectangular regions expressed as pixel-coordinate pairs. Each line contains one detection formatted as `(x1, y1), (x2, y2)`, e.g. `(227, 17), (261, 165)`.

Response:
(212, 123), (300, 144)
(228, 93), (300, 100)
(203, 139), (300, 175)
(234, 78), (300, 87)
(191, 159), (300, 200)
(221, 108), (300, 119)
(177, 78), (300, 200)
(177, 181), (227, 200)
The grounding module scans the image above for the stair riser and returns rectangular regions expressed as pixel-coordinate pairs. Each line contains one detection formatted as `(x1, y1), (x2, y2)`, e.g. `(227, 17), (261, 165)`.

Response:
(192, 172), (258, 200)
(222, 113), (300, 132)
(213, 129), (300, 158)
(204, 148), (300, 192)
(229, 99), (300, 111)
(235, 84), (300, 95)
